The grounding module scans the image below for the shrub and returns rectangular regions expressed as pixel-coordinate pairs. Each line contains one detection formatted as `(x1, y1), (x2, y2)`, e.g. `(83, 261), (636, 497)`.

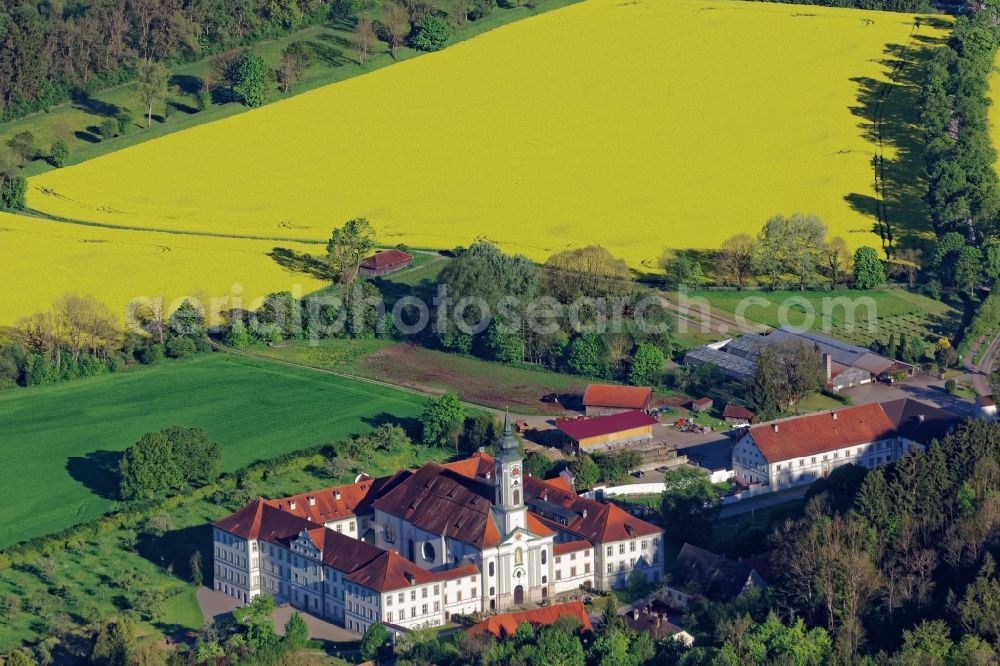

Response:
(196, 86), (213, 111)
(99, 118), (117, 140)
(412, 15), (451, 51)
(115, 109), (133, 135)
(468, 0), (496, 20)
(138, 343), (164, 364)
(945, 379), (957, 394)
(165, 335), (197, 358)
(0, 172), (27, 209)
(49, 139), (69, 168)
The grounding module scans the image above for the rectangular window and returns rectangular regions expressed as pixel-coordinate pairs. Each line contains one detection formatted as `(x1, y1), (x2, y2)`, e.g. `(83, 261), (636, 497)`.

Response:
(422, 604), (428, 615)
(640, 540), (647, 550)
(571, 552), (576, 561)
(350, 521), (355, 531)
(618, 544), (625, 555)
(585, 563), (591, 573)
(387, 595), (392, 606)
(387, 612), (393, 623)
(336, 525), (342, 532)
(606, 546), (612, 556)
(556, 570), (563, 581)
(570, 566), (577, 577)
(630, 541), (636, 552)
(607, 563), (613, 574)
(411, 590), (416, 601)
(422, 587), (428, 599)
(434, 601), (440, 612)
(433, 584), (439, 595)
(556, 556), (561, 564)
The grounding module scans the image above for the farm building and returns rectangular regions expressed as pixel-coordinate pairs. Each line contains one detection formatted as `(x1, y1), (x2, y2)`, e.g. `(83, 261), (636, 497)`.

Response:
(690, 397), (713, 413)
(359, 248), (413, 276)
(684, 327), (911, 391)
(732, 399), (959, 490)
(556, 410), (658, 451)
(722, 405), (755, 426)
(582, 384), (653, 416)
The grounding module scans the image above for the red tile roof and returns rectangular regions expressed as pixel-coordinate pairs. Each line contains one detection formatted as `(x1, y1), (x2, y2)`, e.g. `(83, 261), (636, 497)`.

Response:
(748, 403), (896, 462)
(445, 453), (663, 543)
(267, 472), (408, 524)
(556, 410), (658, 442)
(583, 384), (652, 410)
(723, 405), (754, 420)
(543, 475), (575, 494)
(372, 462), (502, 548)
(553, 539), (592, 555)
(345, 550), (478, 592)
(467, 600), (592, 638)
(360, 248), (413, 270)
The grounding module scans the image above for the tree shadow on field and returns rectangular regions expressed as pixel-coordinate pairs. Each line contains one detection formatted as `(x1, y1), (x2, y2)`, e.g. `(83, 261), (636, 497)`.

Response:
(270, 247), (338, 281)
(70, 91), (120, 118)
(361, 412), (423, 440)
(66, 449), (123, 500)
(170, 74), (202, 95)
(844, 25), (948, 256)
(74, 129), (100, 143)
(308, 31), (352, 67)
(136, 523), (213, 585)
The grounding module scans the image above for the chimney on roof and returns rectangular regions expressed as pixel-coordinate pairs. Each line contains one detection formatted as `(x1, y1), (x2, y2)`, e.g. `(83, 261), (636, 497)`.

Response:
(334, 490), (341, 501)
(308, 496), (316, 506)
(832, 412), (838, 421)
(289, 500), (297, 511)
(542, 492), (548, 502)
(478, 446), (485, 453)
(485, 471), (491, 479)
(823, 353), (832, 381)
(772, 424), (779, 433)
(918, 414), (925, 423)
(582, 509), (588, 519)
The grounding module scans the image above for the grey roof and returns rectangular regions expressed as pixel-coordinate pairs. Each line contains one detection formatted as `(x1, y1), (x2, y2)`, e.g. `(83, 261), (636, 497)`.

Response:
(685, 327), (906, 384)
(880, 398), (961, 446)
(668, 543), (763, 602)
(684, 346), (756, 381)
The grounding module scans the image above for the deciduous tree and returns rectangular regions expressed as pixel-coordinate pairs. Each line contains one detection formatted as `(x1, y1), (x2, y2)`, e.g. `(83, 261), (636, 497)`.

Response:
(132, 60), (168, 126)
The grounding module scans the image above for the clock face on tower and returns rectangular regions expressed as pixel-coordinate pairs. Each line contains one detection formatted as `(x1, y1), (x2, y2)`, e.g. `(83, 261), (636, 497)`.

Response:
(511, 465), (521, 478)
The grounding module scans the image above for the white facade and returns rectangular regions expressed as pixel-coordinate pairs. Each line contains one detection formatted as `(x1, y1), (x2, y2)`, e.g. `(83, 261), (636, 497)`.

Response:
(212, 449), (665, 634)
(733, 429), (922, 491)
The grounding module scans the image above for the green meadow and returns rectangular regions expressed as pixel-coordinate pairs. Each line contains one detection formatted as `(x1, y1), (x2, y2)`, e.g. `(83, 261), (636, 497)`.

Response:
(0, 352), (427, 549)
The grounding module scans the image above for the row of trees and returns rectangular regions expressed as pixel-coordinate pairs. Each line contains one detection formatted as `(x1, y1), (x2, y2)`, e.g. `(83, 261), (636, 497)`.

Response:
(2, 296), (209, 390)
(0, 0), (334, 124)
(922, 9), (1000, 244)
(665, 214), (887, 291)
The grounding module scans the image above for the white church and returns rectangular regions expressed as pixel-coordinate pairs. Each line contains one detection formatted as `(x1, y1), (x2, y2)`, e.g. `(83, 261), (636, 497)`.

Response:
(212, 417), (664, 634)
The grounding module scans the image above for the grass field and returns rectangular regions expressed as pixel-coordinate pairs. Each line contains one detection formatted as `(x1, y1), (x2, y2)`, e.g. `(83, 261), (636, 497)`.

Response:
(0, 352), (429, 548)
(687, 288), (962, 348)
(0, 445), (454, 650)
(0, 211), (329, 325)
(25, 0), (948, 267)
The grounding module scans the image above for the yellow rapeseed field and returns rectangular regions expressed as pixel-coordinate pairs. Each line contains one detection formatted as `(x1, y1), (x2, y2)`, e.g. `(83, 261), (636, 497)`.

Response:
(28, 0), (947, 268)
(0, 213), (327, 325)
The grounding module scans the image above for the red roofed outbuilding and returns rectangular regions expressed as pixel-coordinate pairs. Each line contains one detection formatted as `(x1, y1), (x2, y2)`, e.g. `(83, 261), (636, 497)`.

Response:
(583, 384), (653, 416)
(555, 410), (658, 450)
(359, 248), (413, 276)
(467, 600), (593, 638)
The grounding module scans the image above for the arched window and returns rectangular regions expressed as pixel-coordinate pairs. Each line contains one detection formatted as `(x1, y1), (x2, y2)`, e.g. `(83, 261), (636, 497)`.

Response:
(515, 548), (523, 565)
(512, 489), (521, 506)
(384, 524), (395, 543)
(422, 542), (436, 562)
(488, 561), (495, 577)
(540, 549), (547, 565)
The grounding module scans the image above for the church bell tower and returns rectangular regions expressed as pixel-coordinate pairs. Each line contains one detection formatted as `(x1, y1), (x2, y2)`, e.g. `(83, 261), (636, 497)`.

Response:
(495, 412), (527, 534)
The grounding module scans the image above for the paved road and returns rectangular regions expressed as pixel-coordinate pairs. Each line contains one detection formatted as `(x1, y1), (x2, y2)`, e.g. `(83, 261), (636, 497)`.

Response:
(840, 373), (976, 417)
(963, 330), (1000, 398)
(718, 486), (809, 519)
